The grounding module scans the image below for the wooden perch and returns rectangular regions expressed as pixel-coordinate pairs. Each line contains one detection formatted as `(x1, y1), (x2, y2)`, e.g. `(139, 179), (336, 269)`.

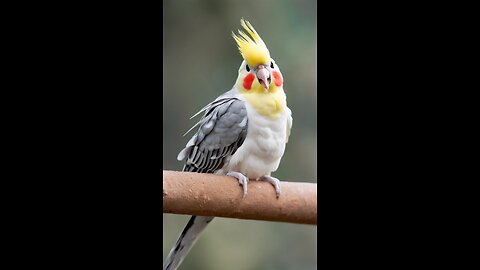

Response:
(163, 170), (317, 225)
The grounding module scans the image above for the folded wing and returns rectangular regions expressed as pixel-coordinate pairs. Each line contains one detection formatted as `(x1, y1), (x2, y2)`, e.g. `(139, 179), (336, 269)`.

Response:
(177, 98), (248, 173)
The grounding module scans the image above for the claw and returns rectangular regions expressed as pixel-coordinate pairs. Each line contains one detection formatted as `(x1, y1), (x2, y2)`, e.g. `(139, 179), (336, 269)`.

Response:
(260, 175), (281, 198)
(227, 171), (249, 199)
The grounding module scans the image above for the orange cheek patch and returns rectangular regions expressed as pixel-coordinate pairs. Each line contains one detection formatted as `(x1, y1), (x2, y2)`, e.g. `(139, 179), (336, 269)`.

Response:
(273, 71), (283, 87)
(243, 73), (255, 90)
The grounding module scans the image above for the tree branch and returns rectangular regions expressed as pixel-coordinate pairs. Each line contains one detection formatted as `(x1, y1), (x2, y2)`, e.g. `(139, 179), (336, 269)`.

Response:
(163, 170), (317, 225)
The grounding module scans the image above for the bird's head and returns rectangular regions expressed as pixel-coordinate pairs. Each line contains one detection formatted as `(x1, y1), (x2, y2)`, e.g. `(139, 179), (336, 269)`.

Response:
(232, 19), (284, 94)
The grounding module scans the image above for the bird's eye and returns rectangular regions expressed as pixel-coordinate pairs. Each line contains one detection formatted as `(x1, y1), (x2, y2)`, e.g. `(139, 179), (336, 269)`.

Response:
(270, 62), (274, 69)
(246, 65), (250, 72)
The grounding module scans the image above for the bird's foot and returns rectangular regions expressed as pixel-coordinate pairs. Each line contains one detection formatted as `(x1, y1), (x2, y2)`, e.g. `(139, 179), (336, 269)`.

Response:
(259, 175), (281, 198)
(227, 171), (249, 199)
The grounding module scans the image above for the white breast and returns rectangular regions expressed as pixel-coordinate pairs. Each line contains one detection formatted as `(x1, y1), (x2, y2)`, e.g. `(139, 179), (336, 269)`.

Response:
(218, 101), (290, 180)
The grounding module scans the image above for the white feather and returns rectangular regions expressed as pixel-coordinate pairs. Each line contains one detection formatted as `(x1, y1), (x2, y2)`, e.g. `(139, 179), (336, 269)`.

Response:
(216, 93), (292, 179)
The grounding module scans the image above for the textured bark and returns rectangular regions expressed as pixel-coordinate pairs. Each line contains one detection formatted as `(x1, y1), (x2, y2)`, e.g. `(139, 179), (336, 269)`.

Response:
(163, 170), (317, 225)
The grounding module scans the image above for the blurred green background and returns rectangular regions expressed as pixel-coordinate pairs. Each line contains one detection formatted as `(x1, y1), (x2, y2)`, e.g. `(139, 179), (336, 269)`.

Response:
(163, 0), (317, 269)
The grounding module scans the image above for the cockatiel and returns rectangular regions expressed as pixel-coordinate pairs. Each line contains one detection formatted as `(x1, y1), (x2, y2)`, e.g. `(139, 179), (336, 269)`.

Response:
(163, 19), (293, 270)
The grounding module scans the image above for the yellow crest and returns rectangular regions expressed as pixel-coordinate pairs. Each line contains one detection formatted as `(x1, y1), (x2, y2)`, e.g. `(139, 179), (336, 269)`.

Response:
(232, 19), (271, 68)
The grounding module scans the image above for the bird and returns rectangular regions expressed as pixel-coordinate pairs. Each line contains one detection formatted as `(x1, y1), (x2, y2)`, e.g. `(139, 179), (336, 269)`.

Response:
(163, 19), (293, 270)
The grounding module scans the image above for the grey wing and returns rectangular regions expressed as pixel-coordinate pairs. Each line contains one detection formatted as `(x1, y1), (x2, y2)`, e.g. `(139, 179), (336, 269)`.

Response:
(177, 98), (248, 173)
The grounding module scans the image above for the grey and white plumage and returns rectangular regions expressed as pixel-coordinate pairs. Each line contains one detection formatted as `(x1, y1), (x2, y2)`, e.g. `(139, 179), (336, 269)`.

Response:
(164, 92), (250, 270)
(163, 83), (292, 270)
(164, 19), (292, 270)
(177, 93), (248, 174)
(163, 215), (213, 270)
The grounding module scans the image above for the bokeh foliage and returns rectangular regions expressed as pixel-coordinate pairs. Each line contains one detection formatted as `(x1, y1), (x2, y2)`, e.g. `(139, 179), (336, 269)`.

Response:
(163, 0), (317, 269)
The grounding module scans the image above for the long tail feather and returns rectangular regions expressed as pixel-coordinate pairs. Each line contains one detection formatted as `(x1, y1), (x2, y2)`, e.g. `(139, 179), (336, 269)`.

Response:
(163, 216), (214, 270)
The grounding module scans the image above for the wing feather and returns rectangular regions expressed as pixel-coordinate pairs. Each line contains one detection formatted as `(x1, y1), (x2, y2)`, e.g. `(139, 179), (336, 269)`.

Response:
(178, 98), (248, 174)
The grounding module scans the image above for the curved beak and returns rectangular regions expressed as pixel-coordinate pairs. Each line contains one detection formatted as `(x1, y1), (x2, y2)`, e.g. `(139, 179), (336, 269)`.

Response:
(256, 66), (271, 90)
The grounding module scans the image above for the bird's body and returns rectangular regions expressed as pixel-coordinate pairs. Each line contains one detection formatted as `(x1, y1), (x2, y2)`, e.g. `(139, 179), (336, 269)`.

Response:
(164, 19), (292, 270)
(216, 90), (291, 179)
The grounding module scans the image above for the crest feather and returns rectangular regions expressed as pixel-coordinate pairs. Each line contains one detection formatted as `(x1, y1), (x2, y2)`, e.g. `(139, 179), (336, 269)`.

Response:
(232, 19), (271, 67)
